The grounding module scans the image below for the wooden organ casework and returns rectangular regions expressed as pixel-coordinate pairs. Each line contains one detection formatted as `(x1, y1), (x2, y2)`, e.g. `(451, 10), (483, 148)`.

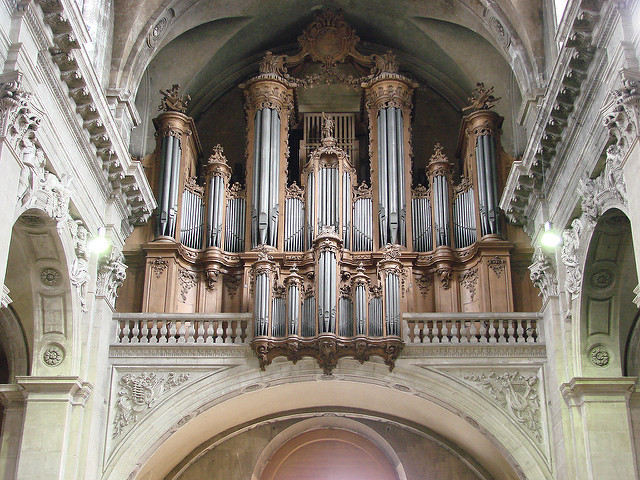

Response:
(120, 11), (536, 374)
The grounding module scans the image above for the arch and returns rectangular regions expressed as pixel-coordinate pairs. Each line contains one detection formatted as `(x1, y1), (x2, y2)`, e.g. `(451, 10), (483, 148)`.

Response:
(6, 210), (81, 376)
(103, 360), (551, 480)
(574, 208), (637, 377)
(250, 417), (407, 480)
(0, 306), (29, 382)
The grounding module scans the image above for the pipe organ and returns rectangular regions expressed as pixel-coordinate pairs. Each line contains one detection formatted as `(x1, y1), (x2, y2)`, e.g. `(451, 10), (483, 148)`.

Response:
(124, 12), (530, 374)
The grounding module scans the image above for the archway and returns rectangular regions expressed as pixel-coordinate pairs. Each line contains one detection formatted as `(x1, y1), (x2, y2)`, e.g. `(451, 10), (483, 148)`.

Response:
(579, 209), (638, 376)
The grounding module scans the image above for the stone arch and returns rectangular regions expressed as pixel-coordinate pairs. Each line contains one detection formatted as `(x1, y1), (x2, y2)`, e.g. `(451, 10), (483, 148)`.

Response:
(6, 210), (81, 376)
(103, 360), (552, 480)
(0, 306), (29, 382)
(250, 417), (408, 480)
(572, 208), (637, 377)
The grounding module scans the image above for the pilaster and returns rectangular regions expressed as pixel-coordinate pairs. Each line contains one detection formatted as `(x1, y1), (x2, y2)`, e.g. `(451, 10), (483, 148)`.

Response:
(561, 377), (637, 479)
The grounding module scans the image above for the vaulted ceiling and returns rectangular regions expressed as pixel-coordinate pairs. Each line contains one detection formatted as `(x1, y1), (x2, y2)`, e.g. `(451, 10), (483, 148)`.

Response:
(113, 0), (545, 156)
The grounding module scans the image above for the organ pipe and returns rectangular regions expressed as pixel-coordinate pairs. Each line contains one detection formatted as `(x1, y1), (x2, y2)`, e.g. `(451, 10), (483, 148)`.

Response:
(427, 144), (453, 248)
(242, 69), (294, 249)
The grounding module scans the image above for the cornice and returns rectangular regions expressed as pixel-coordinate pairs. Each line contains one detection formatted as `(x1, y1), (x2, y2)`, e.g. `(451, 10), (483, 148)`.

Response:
(30, 0), (156, 234)
(500, 0), (614, 228)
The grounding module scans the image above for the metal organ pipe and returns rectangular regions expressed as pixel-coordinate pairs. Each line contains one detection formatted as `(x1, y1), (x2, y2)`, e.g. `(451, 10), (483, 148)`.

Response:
(355, 285), (366, 335)
(168, 137), (181, 237)
(287, 284), (300, 335)
(377, 110), (388, 245)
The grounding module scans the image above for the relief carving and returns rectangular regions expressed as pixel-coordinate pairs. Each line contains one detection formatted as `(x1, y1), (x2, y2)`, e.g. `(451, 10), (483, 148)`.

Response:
(149, 258), (168, 278)
(465, 371), (542, 442)
(459, 268), (478, 301)
(158, 84), (190, 113)
(178, 268), (197, 303)
(561, 218), (583, 301)
(528, 248), (558, 299)
(488, 256), (506, 278)
(97, 249), (127, 308)
(112, 372), (190, 438)
(69, 220), (90, 312)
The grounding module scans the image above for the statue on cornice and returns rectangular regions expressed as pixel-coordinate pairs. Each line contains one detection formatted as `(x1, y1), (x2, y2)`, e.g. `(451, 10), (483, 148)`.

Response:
(463, 82), (501, 113)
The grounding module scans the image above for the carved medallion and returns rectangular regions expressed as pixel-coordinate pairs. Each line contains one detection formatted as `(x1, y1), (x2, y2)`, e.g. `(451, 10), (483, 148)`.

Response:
(42, 343), (64, 367)
(40, 267), (61, 286)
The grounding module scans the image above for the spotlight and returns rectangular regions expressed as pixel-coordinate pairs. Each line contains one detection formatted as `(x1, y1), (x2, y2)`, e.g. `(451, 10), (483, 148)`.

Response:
(89, 226), (110, 254)
(541, 221), (562, 248)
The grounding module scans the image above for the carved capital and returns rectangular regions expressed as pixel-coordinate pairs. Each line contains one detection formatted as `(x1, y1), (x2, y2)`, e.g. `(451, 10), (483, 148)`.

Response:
(243, 77), (295, 114)
(529, 248), (558, 299)
(97, 249), (127, 308)
(364, 77), (414, 111)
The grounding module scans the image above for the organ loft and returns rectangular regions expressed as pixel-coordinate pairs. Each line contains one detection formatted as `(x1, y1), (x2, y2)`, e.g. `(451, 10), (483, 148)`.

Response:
(118, 10), (539, 374)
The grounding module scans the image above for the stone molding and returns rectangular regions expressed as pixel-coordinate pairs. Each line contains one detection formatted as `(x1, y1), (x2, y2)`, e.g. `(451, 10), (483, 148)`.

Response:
(560, 377), (636, 406)
(109, 345), (253, 358)
(15, 376), (92, 404)
(1, 284), (12, 308)
(529, 248), (558, 300)
(501, 1), (613, 226)
(33, 0), (155, 227)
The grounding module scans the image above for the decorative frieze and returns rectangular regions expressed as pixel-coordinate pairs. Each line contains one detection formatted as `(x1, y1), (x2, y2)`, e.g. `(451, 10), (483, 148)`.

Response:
(112, 372), (190, 438)
(465, 371), (542, 441)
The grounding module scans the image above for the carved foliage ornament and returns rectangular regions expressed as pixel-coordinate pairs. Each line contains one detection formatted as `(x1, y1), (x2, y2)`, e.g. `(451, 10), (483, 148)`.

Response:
(459, 268), (478, 301)
(488, 256), (506, 278)
(0, 73), (40, 147)
(112, 372), (190, 438)
(149, 258), (168, 278)
(465, 371), (542, 442)
(178, 268), (197, 302)
(97, 250), (127, 308)
(528, 249), (558, 299)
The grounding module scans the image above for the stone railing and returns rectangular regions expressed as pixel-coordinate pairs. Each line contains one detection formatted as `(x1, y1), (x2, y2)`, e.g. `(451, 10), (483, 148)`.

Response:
(403, 312), (543, 344)
(112, 313), (252, 345)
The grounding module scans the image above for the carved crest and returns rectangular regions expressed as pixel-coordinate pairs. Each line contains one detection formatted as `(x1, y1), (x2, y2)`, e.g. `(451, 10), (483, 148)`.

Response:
(158, 84), (190, 113)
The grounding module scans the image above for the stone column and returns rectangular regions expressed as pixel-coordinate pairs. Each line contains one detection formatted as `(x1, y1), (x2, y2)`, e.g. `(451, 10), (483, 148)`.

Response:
(363, 60), (415, 248)
(0, 385), (26, 480)
(561, 378), (637, 479)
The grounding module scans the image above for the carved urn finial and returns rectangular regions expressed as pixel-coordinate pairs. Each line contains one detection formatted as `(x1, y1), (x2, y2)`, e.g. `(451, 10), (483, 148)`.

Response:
(463, 83), (501, 113)
(158, 84), (190, 113)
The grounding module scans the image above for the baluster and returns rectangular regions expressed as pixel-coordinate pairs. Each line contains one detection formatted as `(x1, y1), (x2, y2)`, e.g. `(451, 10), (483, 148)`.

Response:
(497, 320), (506, 343)
(159, 322), (168, 344)
(196, 321), (205, 343)
(469, 320), (478, 343)
(440, 320), (449, 344)
(177, 322), (187, 343)
(206, 321), (214, 344)
(230, 320), (238, 343)
(407, 321), (416, 343)
(450, 320), (459, 343)
(150, 321), (158, 344)
(460, 321), (469, 343)
(526, 318), (535, 343)
(122, 321), (131, 343)
(140, 321), (149, 344)
(488, 320), (496, 344)
(168, 322), (178, 344)
(506, 319), (516, 344)
(187, 322), (196, 344)
(216, 321), (224, 343)
(516, 319), (525, 343)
